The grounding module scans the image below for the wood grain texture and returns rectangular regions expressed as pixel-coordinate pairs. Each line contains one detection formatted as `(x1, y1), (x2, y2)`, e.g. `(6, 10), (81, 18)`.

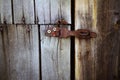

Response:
(111, 0), (120, 80)
(0, 0), (12, 24)
(75, 0), (97, 80)
(13, 0), (35, 24)
(96, 0), (120, 80)
(0, 25), (39, 80)
(75, 0), (120, 80)
(0, 25), (8, 80)
(40, 25), (70, 80)
(35, 0), (71, 24)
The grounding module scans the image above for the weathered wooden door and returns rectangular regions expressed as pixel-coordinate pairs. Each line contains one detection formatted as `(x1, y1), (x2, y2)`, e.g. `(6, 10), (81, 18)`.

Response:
(0, 0), (120, 80)
(0, 0), (71, 80)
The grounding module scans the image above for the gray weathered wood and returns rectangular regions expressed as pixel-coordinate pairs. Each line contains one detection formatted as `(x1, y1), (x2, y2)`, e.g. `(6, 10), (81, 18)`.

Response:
(40, 25), (70, 80)
(0, 0), (12, 24)
(0, 25), (39, 80)
(75, 0), (120, 80)
(35, 0), (71, 24)
(38, 0), (71, 79)
(13, 0), (35, 24)
(39, 0), (71, 80)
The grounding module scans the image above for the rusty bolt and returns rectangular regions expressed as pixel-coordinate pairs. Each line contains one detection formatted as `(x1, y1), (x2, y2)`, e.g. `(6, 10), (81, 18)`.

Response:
(53, 27), (57, 31)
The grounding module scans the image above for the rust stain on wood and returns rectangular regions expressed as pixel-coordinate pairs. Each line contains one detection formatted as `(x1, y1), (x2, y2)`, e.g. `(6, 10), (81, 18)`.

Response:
(75, 0), (97, 80)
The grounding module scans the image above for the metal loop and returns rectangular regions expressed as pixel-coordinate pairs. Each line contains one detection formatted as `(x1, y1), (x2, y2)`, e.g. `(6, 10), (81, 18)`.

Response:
(79, 30), (90, 36)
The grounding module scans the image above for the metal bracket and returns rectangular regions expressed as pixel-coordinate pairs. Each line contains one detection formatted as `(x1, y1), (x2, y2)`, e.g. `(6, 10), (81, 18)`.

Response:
(45, 20), (97, 39)
(45, 27), (97, 39)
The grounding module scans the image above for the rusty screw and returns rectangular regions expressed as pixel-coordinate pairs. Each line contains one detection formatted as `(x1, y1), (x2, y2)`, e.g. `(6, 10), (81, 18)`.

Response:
(53, 27), (57, 31)
(47, 30), (51, 33)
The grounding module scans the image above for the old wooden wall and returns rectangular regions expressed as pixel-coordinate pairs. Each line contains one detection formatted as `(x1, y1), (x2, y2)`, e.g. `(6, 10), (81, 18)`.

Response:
(75, 0), (120, 80)
(0, 0), (120, 80)
(0, 0), (71, 80)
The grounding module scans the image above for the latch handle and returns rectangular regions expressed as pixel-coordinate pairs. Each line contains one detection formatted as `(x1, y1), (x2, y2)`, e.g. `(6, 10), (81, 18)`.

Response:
(45, 20), (97, 39)
(45, 27), (97, 39)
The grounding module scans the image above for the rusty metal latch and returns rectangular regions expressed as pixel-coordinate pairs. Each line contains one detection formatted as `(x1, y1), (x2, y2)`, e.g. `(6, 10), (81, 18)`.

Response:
(45, 27), (97, 39)
(45, 20), (97, 39)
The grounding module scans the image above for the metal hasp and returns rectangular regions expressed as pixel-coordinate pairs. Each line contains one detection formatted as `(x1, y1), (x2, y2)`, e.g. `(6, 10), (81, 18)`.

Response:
(45, 27), (97, 39)
(45, 20), (97, 39)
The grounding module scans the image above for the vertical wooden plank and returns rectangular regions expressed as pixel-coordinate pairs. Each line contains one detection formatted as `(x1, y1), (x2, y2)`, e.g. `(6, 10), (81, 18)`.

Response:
(2, 25), (39, 80)
(35, 0), (71, 24)
(56, 1), (71, 79)
(60, 0), (71, 23)
(40, 25), (70, 80)
(41, 25), (59, 80)
(114, 0), (120, 80)
(75, 0), (120, 80)
(35, 0), (51, 24)
(96, 0), (120, 80)
(0, 25), (8, 80)
(13, 0), (35, 24)
(0, 0), (12, 24)
(75, 0), (102, 80)
(75, 0), (97, 80)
